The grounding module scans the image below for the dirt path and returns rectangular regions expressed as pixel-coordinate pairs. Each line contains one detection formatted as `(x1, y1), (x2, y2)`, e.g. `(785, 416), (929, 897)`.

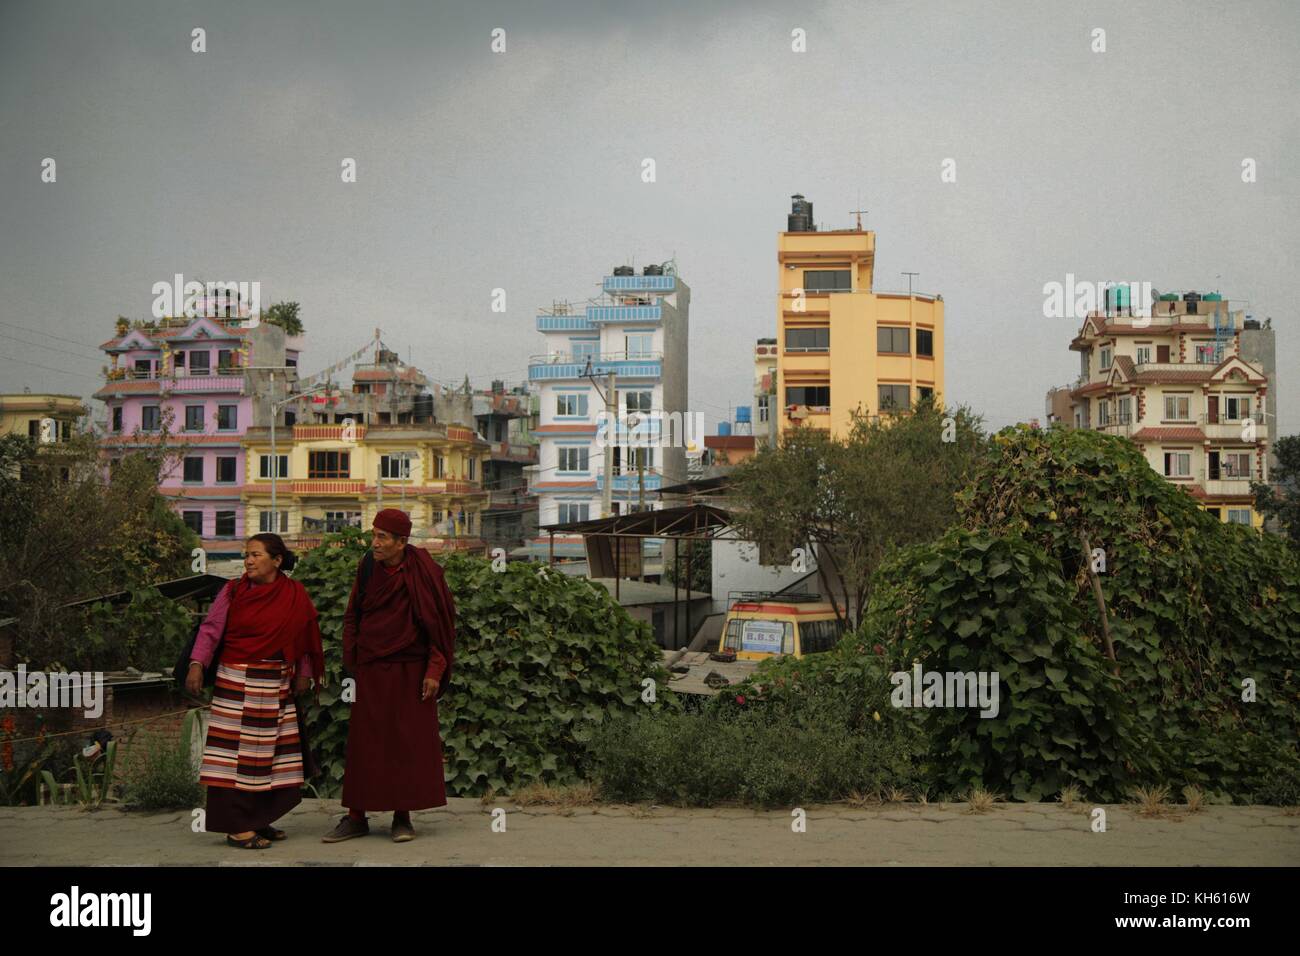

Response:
(2, 799), (1296, 866)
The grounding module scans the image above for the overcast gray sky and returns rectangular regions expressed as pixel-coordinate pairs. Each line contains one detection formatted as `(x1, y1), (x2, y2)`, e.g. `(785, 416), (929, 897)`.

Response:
(2, 0), (1296, 435)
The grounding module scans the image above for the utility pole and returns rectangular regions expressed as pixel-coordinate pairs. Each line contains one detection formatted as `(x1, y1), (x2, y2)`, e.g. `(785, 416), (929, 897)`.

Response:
(585, 358), (616, 519)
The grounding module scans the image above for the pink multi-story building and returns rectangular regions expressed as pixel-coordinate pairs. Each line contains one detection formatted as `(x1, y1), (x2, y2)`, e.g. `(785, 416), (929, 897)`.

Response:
(96, 305), (304, 554)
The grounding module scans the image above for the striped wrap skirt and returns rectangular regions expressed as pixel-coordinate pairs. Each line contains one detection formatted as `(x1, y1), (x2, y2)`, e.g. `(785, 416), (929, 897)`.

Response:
(199, 661), (304, 794)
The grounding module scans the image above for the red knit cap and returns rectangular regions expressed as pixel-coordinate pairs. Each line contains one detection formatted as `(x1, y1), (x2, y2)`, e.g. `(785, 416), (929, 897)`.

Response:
(373, 508), (412, 537)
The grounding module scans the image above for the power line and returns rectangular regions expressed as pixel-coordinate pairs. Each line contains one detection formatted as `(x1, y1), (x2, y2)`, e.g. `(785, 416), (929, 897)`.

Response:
(0, 318), (107, 355)
(0, 331), (105, 365)
(0, 352), (103, 383)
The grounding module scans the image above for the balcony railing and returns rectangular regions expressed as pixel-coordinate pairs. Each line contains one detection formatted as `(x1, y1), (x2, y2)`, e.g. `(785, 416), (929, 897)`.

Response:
(602, 274), (676, 293)
(528, 351), (663, 382)
(586, 304), (663, 323)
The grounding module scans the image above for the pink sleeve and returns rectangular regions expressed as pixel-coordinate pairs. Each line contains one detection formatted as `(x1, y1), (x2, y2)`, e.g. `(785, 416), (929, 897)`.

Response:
(190, 584), (233, 668)
(296, 652), (314, 679)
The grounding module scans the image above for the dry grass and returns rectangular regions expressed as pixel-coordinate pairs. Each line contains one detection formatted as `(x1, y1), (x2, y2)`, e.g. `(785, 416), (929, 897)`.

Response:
(1057, 784), (1081, 809)
(1181, 785), (1205, 814)
(965, 787), (1001, 814)
(507, 781), (597, 808)
(845, 789), (883, 808)
(1131, 784), (1172, 817)
(885, 786), (909, 804)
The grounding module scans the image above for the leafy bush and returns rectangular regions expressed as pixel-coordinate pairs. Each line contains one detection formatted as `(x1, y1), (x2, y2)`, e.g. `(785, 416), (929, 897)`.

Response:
(859, 424), (1300, 802)
(592, 651), (929, 806)
(122, 710), (204, 811)
(58, 588), (195, 673)
(294, 530), (672, 797)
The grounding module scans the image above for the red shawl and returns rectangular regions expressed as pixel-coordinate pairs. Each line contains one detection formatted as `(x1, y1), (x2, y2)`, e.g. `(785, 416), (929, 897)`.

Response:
(221, 571), (325, 678)
(346, 545), (456, 700)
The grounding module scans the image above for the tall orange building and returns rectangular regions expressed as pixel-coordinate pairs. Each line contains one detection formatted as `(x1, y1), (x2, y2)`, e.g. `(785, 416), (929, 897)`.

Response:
(776, 194), (945, 437)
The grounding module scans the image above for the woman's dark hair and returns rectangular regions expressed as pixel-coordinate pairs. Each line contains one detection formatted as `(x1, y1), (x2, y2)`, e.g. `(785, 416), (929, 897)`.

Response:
(246, 533), (297, 573)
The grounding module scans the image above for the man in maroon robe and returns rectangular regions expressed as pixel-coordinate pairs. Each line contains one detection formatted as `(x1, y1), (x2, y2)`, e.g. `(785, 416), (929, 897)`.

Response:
(322, 509), (456, 843)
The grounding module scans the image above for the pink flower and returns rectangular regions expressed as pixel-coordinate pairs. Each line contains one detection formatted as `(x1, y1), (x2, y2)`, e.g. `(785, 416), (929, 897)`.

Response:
(735, 695), (746, 705)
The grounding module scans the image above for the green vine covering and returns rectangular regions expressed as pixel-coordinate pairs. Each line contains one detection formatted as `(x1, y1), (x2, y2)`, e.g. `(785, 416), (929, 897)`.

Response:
(292, 529), (672, 797)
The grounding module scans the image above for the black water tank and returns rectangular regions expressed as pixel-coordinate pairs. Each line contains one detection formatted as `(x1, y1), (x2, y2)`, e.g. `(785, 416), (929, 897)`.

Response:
(413, 394), (433, 422)
(788, 193), (815, 232)
(1184, 291), (1201, 315)
(613, 265), (634, 277)
(644, 264), (663, 276)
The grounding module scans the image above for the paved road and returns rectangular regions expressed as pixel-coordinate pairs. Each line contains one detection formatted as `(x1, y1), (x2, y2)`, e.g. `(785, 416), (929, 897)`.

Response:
(1, 799), (1296, 866)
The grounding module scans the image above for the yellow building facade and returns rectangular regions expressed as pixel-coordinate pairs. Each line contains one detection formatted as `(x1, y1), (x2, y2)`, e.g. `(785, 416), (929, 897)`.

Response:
(0, 393), (86, 442)
(241, 422), (491, 553)
(776, 225), (945, 438)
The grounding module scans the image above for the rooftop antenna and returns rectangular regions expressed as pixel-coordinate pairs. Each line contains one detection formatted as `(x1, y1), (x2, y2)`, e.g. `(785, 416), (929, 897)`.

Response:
(850, 191), (868, 231)
(902, 272), (919, 296)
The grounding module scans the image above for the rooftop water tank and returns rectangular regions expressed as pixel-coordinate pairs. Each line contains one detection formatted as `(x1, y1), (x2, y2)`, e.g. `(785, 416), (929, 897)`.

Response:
(643, 264), (663, 276)
(717, 421), (732, 436)
(413, 394), (433, 422)
(1106, 285), (1131, 310)
(735, 406), (751, 423)
(613, 265), (635, 277)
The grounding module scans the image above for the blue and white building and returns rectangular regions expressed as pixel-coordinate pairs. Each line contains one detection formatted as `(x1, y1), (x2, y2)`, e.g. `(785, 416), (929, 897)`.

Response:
(527, 262), (690, 558)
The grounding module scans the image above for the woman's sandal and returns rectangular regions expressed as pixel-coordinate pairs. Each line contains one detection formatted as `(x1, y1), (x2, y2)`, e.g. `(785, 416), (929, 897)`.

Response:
(227, 832), (273, 849)
(256, 826), (287, 841)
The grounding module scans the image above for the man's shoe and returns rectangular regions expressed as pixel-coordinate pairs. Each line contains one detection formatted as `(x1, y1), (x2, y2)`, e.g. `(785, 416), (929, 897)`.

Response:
(391, 817), (415, 843)
(322, 816), (370, 843)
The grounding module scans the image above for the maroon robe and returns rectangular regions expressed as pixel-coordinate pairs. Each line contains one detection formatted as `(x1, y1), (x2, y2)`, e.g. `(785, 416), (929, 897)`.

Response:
(340, 546), (456, 811)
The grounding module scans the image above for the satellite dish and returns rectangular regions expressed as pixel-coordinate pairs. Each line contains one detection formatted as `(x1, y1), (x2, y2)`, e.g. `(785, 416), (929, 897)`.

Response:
(662, 259), (678, 276)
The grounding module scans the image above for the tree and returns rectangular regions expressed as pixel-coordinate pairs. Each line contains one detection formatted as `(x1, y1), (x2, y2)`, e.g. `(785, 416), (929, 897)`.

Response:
(1253, 434), (1300, 542)
(0, 422), (199, 667)
(726, 398), (986, 630)
(262, 301), (303, 336)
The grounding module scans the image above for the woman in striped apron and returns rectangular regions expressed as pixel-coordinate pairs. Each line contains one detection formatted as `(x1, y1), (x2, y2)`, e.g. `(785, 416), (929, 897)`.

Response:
(186, 533), (324, 849)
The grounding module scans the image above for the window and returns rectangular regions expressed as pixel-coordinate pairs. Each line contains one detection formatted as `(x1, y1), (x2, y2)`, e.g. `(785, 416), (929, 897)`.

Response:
(916, 329), (934, 357)
(217, 405), (237, 430)
(614, 447), (655, 474)
(624, 391), (652, 413)
(173, 351), (186, 369)
(283, 410), (296, 427)
(434, 455), (445, 479)
(467, 457), (476, 481)
(112, 407), (123, 432)
(217, 349), (235, 371)
(259, 454), (288, 478)
(878, 384), (910, 412)
(324, 511), (362, 532)
(918, 386), (934, 403)
(1163, 395), (1190, 421)
(380, 454), (411, 479)
(183, 457), (204, 483)
(1195, 344), (1216, 364)
(798, 619), (842, 655)
(259, 511), (289, 533)
(757, 394), (770, 423)
(214, 511), (236, 536)
(572, 340), (599, 362)
(784, 327), (830, 351)
(1118, 397), (1132, 424)
(556, 393), (589, 416)
(786, 386), (830, 407)
(141, 406), (161, 432)
(558, 447), (589, 472)
(27, 419), (40, 439)
(133, 359), (152, 379)
(1097, 400), (1110, 425)
(1163, 452), (1190, 477)
(189, 351), (210, 376)
(182, 511), (203, 535)
(1136, 345), (1152, 364)
(802, 269), (850, 292)
(1205, 507), (1221, 521)
(558, 502), (591, 524)
(625, 333), (654, 359)
(185, 405), (205, 432)
(877, 327), (909, 354)
(216, 457), (237, 483)
(1224, 396), (1251, 421)
(308, 451), (349, 478)
(1227, 509), (1252, 526)
(1221, 452), (1252, 479)
(1100, 347), (1112, 370)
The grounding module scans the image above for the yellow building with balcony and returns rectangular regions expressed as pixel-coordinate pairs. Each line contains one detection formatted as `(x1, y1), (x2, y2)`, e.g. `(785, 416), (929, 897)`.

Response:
(775, 195), (945, 438)
(241, 422), (491, 553)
